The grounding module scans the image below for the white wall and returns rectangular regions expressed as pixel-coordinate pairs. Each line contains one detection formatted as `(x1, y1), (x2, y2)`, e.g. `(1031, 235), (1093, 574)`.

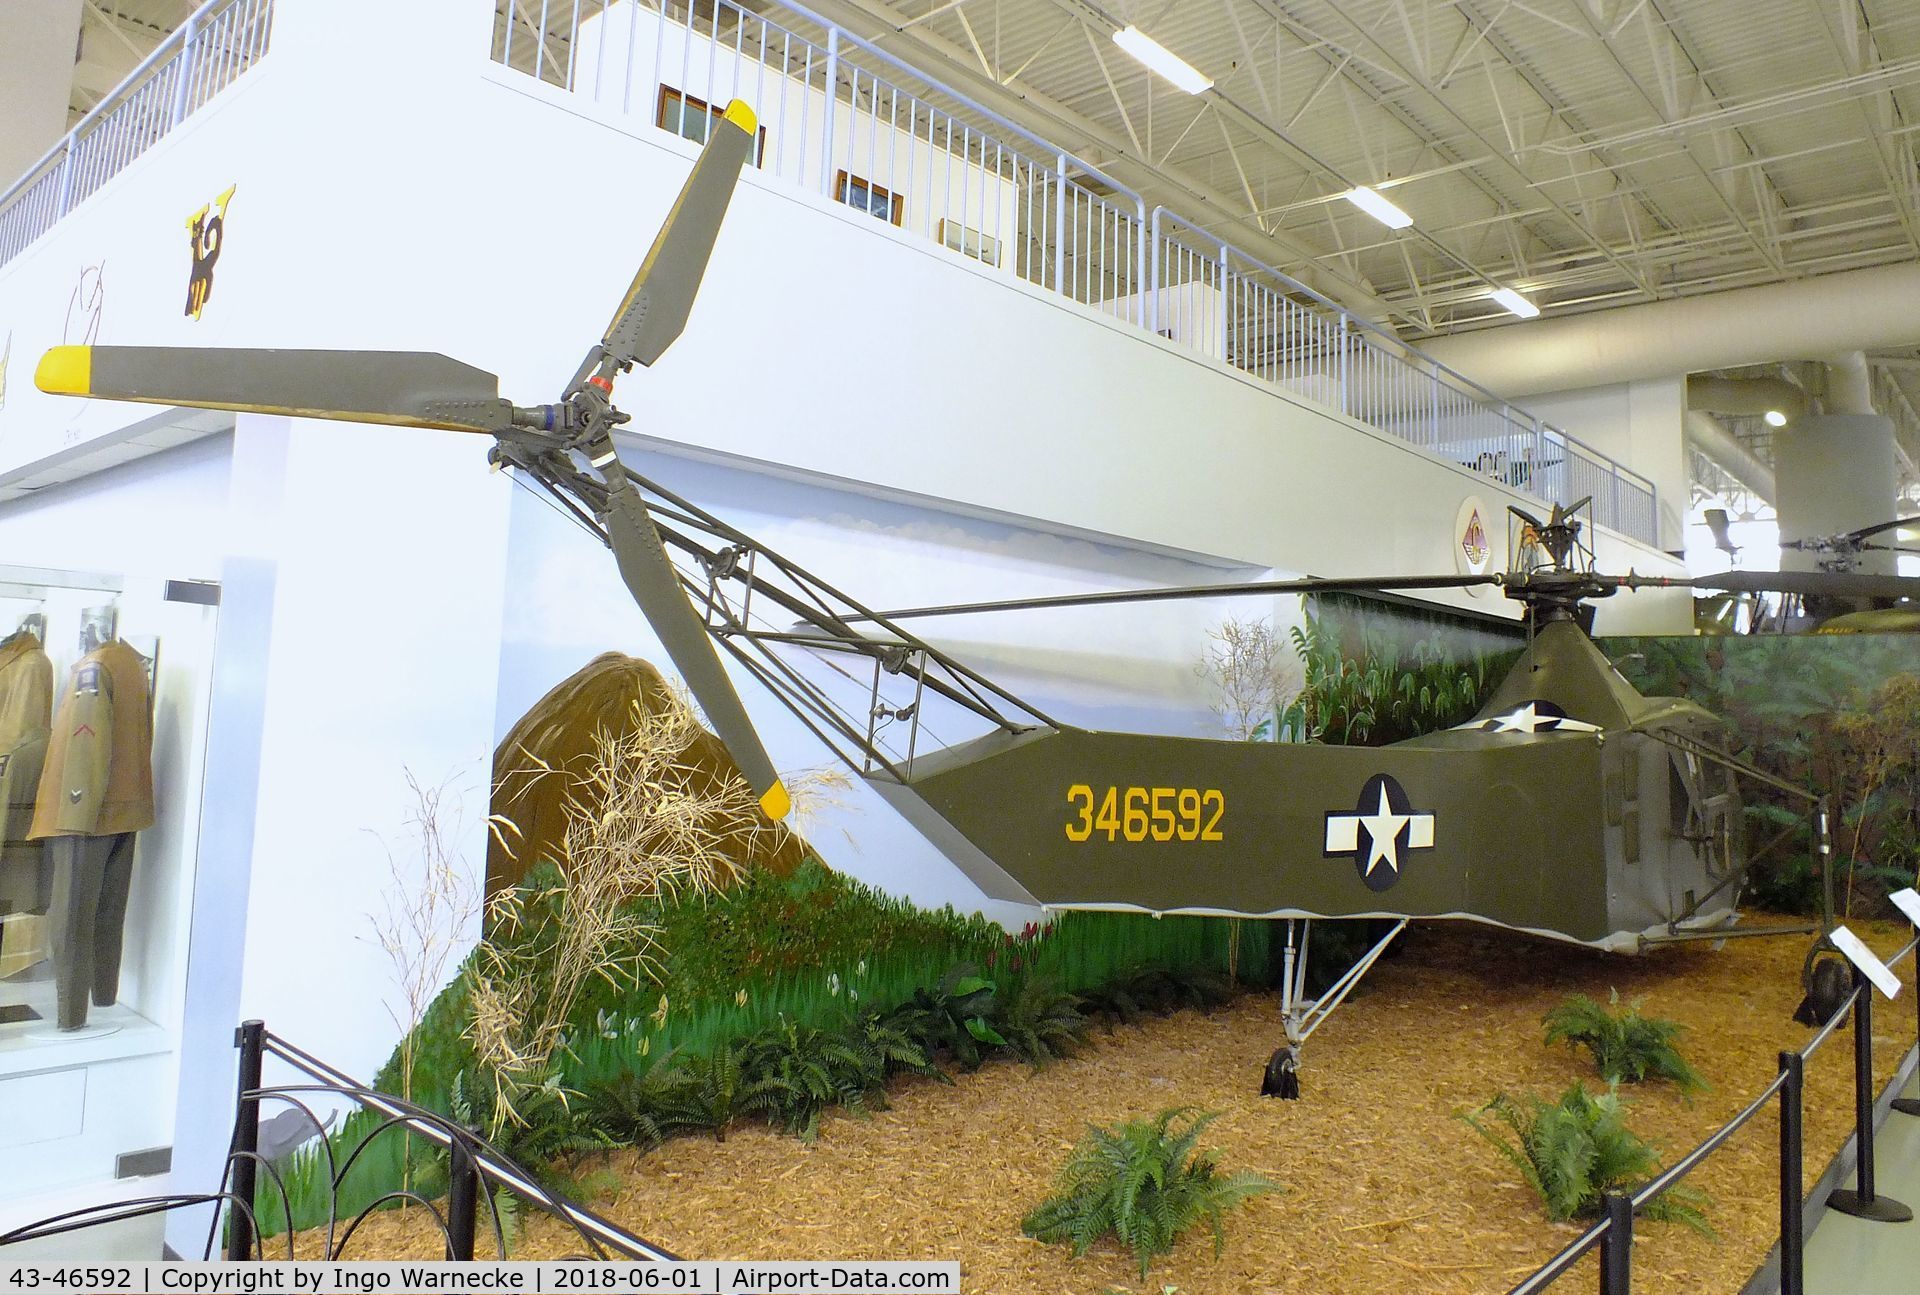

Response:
(1520, 378), (1688, 551)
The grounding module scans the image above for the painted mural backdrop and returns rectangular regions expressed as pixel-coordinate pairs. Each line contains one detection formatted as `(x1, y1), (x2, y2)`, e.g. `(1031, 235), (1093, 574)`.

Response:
(1600, 633), (1920, 916)
(1274, 594), (1917, 917)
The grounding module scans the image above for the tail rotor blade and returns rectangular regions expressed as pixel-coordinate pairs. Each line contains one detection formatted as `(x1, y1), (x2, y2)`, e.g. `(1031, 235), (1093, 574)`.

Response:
(601, 101), (758, 370)
(1703, 508), (1737, 555)
(35, 346), (513, 434)
(601, 481), (790, 820)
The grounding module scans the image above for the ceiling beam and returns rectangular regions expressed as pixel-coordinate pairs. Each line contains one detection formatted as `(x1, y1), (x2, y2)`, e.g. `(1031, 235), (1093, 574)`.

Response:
(1567, 0), (1788, 278)
(1805, 0), (1920, 260)
(1246, 0), (1665, 308)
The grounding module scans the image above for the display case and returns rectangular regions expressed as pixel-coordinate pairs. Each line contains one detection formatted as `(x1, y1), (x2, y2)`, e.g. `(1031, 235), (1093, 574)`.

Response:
(0, 564), (219, 1201)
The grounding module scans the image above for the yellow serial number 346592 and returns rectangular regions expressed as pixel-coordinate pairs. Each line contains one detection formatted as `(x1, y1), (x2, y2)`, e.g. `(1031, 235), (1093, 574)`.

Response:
(1064, 784), (1225, 843)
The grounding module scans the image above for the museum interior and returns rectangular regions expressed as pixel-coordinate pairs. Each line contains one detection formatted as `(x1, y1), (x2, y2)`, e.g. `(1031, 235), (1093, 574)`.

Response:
(0, 0), (1918, 1289)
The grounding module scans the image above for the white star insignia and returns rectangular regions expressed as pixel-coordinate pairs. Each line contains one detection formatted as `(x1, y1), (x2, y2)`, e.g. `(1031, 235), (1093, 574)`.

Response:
(1457, 702), (1602, 735)
(1326, 782), (1435, 879)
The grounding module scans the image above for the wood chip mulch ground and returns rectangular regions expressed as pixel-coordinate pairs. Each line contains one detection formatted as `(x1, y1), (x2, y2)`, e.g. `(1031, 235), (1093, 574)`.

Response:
(299, 920), (1919, 1293)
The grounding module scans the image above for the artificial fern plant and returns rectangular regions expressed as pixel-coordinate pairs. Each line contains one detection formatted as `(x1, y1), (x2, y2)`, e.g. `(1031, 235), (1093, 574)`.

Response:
(1459, 1083), (1712, 1234)
(1543, 990), (1708, 1095)
(1021, 1107), (1276, 1277)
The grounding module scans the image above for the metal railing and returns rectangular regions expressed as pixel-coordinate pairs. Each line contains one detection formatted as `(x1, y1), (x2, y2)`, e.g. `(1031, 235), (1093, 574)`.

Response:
(0, 1020), (669, 1262)
(1510, 931), (1919, 1295)
(0, 0), (274, 268)
(489, 0), (1659, 544)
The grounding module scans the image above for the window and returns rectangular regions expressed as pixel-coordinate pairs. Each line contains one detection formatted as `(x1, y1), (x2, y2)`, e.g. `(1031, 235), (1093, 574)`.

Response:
(835, 171), (903, 226)
(656, 87), (767, 166)
(938, 219), (1001, 267)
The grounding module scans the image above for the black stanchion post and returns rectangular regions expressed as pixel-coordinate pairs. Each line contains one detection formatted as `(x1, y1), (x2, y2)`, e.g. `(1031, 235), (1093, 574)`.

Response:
(1598, 1193), (1632, 1295)
(227, 1019), (266, 1261)
(447, 1127), (480, 1261)
(1778, 1051), (1805, 1295)
(1827, 971), (1913, 1222)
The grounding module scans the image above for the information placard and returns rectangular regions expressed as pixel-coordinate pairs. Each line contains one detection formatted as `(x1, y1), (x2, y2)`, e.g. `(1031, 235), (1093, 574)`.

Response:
(1829, 924), (1903, 1001)
(1889, 886), (1920, 930)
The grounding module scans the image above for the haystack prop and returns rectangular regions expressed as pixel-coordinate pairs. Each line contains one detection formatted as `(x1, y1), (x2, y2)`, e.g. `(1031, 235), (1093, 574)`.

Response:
(489, 653), (807, 899)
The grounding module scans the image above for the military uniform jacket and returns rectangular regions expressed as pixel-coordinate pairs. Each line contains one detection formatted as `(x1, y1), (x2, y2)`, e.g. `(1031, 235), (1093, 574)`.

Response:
(30, 639), (155, 839)
(0, 632), (53, 909)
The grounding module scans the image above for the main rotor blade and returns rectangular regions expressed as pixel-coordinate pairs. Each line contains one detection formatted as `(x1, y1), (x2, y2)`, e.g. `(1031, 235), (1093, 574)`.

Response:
(1848, 514), (1919, 542)
(849, 574), (1499, 622)
(1664, 570), (1920, 601)
(1508, 504), (1547, 533)
(602, 101), (757, 370)
(35, 346), (513, 434)
(601, 477), (790, 821)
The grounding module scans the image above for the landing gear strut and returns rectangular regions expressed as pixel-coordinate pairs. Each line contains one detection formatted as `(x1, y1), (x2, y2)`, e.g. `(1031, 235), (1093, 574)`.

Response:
(1261, 917), (1408, 1099)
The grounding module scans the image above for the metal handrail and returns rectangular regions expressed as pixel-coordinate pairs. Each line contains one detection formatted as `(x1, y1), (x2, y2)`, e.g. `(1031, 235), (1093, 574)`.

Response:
(1152, 207), (1656, 497)
(256, 1028), (675, 1262)
(0, 8), (206, 212)
(773, 0), (1142, 211)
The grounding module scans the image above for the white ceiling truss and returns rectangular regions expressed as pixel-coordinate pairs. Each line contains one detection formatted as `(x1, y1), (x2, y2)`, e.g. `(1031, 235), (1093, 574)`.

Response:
(831, 0), (1920, 337)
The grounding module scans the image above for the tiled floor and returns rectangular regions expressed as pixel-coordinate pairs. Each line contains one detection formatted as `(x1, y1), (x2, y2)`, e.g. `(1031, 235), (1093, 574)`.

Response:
(1802, 1066), (1920, 1293)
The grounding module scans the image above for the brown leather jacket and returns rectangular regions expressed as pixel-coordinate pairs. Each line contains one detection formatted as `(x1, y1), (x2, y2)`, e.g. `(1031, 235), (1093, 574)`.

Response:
(0, 632), (52, 908)
(30, 639), (155, 839)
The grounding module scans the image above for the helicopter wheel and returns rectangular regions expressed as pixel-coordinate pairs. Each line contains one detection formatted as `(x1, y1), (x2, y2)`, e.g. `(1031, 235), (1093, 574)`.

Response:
(1261, 1045), (1300, 1099)
(1793, 949), (1851, 1027)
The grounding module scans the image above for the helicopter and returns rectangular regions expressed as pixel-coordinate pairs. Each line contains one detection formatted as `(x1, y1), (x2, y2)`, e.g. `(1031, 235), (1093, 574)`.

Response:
(1785, 515), (1920, 632)
(33, 100), (1920, 1091)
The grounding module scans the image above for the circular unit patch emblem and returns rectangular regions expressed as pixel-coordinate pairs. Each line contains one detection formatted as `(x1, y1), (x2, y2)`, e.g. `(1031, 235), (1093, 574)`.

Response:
(1455, 495), (1492, 594)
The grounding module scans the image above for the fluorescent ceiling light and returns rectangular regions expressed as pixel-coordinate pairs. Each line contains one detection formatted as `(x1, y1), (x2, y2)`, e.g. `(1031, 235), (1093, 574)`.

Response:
(1112, 26), (1212, 95)
(1763, 409), (1788, 427)
(1490, 287), (1541, 319)
(1342, 186), (1413, 230)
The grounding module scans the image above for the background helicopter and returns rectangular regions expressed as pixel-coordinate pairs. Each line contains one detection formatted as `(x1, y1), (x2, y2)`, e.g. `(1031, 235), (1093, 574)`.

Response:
(33, 101), (1920, 1087)
(1694, 510), (1919, 633)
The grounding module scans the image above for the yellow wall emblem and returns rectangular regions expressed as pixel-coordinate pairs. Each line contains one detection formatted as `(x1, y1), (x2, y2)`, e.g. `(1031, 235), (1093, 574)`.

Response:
(185, 184), (236, 320)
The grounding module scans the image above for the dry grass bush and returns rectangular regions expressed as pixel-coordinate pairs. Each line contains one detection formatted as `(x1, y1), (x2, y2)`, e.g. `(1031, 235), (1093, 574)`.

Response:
(468, 692), (773, 1131)
(1196, 616), (1291, 742)
(366, 771), (484, 1109)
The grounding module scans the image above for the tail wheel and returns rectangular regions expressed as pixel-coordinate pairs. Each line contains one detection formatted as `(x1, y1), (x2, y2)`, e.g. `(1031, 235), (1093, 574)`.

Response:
(1794, 948), (1851, 1027)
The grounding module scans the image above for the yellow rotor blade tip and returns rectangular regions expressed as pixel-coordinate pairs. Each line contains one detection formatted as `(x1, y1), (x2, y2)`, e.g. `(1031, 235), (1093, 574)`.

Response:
(758, 780), (791, 821)
(722, 99), (758, 134)
(35, 346), (93, 396)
